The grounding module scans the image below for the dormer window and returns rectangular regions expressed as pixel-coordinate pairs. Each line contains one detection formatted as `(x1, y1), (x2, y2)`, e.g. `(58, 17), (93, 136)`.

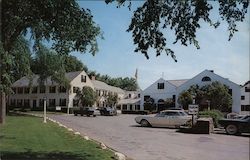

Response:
(202, 76), (211, 82)
(157, 83), (164, 89)
(81, 75), (86, 82)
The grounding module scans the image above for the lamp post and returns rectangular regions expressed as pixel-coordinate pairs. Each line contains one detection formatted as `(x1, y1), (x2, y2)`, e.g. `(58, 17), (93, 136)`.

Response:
(43, 97), (47, 123)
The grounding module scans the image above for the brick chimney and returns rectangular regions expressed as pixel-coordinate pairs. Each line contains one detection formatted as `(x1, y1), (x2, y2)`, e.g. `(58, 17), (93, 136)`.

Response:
(91, 76), (95, 80)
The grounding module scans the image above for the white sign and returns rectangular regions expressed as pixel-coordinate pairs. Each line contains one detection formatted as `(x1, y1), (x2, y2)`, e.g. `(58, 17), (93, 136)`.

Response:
(188, 105), (199, 115)
(56, 106), (61, 111)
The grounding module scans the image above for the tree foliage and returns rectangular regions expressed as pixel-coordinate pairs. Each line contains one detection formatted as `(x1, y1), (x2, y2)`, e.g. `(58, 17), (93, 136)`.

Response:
(178, 81), (232, 111)
(106, 94), (118, 107)
(64, 55), (88, 73)
(106, 0), (249, 60)
(77, 86), (96, 107)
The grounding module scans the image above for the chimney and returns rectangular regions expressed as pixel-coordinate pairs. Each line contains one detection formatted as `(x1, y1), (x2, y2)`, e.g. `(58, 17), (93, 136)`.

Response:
(91, 76), (95, 80)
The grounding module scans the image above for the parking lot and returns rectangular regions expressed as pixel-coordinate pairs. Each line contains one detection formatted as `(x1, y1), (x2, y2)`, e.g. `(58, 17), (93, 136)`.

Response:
(49, 114), (250, 160)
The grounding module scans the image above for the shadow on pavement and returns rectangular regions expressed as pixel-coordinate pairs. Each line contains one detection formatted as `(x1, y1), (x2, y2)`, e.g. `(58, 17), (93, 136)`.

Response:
(1, 151), (94, 160)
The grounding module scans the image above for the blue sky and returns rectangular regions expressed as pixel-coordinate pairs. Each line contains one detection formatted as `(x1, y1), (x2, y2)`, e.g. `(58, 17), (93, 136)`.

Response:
(72, 1), (249, 89)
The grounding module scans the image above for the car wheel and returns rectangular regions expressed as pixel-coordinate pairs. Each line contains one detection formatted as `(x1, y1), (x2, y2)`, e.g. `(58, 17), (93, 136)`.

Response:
(225, 124), (238, 135)
(74, 113), (77, 116)
(140, 119), (150, 127)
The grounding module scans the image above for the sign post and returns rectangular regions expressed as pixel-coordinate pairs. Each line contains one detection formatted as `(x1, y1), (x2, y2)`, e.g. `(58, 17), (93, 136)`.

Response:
(43, 97), (47, 123)
(188, 104), (199, 126)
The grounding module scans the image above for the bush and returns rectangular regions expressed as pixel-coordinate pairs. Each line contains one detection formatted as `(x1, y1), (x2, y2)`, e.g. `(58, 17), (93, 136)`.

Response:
(199, 109), (224, 127)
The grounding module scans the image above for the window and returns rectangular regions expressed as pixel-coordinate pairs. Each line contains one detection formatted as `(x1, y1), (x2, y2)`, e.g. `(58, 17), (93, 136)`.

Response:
(24, 87), (30, 94)
(24, 99), (30, 107)
(245, 87), (250, 92)
(59, 99), (66, 106)
(17, 87), (23, 94)
(40, 86), (46, 93)
(59, 86), (66, 93)
(241, 96), (245, 100)
(17, 99), (23, 106)
(202, 76), (211, 82)
(128, 94), (131, 98)
(165, 111), (180, 116)
(157, 83), (164, 89)
(73, 99), (79, 107)
(130, 105), (133, 111)
(32, 87), (38, 93)
(122, 105), (127, 110)
(49, 99), (56, 107)
(81, 75), (86, 82)
(241, 105), (250, 111)
(39, 99), (44, 107)
(144, 95), (150, 101)
(73, 87), (79, 93)
(136, 105), (140, 110)
(228, 89), (232, 96)
(172, 95), (176, 102)
(138, 94), (140, 98)
(49, 86), (56, 93)
(10, 99), (16, 106)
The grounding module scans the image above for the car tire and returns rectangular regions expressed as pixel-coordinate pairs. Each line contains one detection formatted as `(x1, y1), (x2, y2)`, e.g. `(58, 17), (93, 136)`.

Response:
(225, 124), (238, 135)
(140, 119), (150, 127)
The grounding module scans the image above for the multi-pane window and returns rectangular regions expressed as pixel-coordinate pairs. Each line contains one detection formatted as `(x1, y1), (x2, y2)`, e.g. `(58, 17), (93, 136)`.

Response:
(202, 76), (211, 82)
(39, 99), (44, 107)
(241, 105), (250, 111)
(10, 99), (16, 106)
(32, 87), (38, 93)
(40, 86), (46, 93)
(241, 96), (245, 100)
(49, 99), (56, 107)
(17, 87), (23, 94)
(157, 83), (164, 89)
(17, 99), (23, 106)
(59, 86), (66, 93)
(24, 99), (30, 107)
(245, 87), (250, 92)
(24, 87), (30, 94)
(59, 99), (66, 106)
(49, 86), (56, 93)
(81, 75), (86, 82)
(122, 105), (127, 110)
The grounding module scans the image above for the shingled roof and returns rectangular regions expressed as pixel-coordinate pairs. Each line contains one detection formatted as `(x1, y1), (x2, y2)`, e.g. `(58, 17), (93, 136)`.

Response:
(91, 80), (125, 94)
(12, 71), (82, 87)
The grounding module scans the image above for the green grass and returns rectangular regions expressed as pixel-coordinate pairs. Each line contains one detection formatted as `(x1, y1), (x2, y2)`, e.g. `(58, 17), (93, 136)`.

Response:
(0, 114), (114, 160)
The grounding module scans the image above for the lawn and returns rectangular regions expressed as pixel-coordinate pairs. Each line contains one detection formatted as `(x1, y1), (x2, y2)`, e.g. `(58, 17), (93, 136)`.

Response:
(0, 114), (114, 160)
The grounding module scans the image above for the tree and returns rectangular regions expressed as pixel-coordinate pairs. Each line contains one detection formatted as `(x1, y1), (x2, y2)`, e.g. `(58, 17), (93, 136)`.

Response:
(106, 94), (118, 107)
(177, 91), (193, 109)
(76, 86), (96, 107)
(64, 55), (88, 73)
(0, 0), (101, 123)
(204, 81), (232, 111)
(164, 98), (175, 108)
(106, 0), (249, 60)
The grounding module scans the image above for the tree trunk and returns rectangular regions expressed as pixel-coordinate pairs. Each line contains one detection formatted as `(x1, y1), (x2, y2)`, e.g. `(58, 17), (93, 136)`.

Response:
(0, 92), (6, 124)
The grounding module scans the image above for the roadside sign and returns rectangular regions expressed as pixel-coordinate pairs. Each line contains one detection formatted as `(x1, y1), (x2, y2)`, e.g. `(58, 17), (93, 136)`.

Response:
(56, 106), (61, 111)
(188, 104), (199, 115)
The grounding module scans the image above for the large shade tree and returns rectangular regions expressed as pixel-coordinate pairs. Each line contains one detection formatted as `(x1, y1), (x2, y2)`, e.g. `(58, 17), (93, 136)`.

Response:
(106, 0), (249, 60)
(0, 0), (101, 123)
(76, 86), (96, 107)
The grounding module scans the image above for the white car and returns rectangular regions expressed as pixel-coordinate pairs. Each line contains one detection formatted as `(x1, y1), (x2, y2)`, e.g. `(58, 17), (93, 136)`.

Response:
(135, 110), (192, 128)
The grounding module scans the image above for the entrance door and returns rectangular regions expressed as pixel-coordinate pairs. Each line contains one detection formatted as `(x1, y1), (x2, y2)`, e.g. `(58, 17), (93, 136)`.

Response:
(33, 100), (36, 108)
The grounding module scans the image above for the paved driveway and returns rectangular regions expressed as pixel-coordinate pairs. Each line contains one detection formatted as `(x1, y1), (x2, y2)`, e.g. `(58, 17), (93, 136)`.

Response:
(49, 114), (249, 160)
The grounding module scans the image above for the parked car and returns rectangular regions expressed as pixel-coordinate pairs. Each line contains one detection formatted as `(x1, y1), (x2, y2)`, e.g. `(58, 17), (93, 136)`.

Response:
(73, 107), (96, 117)
(135, 110), (192, 128)
(218, 115), (250, 135)
(99, 107), (117, 116)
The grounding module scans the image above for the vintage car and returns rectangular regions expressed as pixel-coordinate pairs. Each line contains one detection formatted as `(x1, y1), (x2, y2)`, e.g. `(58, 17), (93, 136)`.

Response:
(218, 115), (250, 135)
(135, 110), (192, 128)
(73, 107), (96, 117)
(99, 107), (117, 116)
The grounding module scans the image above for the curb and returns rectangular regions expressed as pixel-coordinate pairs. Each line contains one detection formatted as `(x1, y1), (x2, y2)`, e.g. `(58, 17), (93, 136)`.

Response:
(14, 111), (131, 160)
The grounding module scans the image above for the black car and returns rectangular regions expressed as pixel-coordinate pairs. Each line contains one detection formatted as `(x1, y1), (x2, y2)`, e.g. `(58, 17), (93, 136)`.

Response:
(99, 107), (117, 116)
(218, 115), (250, 135)
(73, 107), (96, 117)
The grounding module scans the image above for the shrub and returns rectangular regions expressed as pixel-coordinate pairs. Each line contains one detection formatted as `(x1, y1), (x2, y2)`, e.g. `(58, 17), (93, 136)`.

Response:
(199, 109), (224, 127)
